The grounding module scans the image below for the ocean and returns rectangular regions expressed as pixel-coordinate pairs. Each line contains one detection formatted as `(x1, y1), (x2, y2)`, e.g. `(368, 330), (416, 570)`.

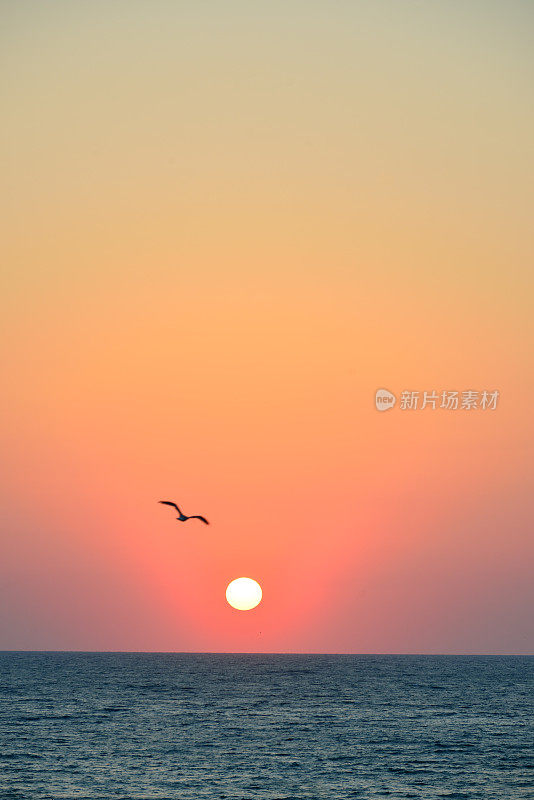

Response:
(0, 653), (532, 799)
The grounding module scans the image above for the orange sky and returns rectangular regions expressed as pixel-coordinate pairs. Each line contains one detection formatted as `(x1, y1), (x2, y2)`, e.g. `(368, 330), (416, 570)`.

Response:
(1, 1), (533, 653)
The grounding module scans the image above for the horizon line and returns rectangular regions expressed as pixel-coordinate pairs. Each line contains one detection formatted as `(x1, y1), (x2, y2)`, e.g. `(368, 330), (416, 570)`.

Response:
(1, 650), (532, 657)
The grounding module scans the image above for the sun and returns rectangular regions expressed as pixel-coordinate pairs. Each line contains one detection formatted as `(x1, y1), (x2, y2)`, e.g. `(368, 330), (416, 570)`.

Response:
(226, 577), (262, 611)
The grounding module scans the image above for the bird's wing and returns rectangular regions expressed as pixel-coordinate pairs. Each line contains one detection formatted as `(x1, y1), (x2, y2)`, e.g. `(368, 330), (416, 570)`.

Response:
(159, 500), (182, 514)
(189, 515), (209, 525)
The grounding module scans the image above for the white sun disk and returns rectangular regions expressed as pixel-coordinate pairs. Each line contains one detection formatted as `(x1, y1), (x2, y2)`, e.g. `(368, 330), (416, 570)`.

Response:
(226, 577), (262, 611)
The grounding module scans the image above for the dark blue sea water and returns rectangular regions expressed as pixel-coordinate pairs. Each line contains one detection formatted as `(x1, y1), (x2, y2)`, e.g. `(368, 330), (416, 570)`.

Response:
(0, 654), (532, 799)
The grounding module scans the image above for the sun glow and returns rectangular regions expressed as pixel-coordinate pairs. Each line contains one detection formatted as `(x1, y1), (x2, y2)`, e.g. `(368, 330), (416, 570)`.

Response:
(225, 577), (262, 611)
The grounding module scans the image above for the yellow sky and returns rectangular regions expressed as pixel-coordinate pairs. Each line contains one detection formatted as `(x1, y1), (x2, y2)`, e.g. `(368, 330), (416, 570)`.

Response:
(1, 1), (533, 652)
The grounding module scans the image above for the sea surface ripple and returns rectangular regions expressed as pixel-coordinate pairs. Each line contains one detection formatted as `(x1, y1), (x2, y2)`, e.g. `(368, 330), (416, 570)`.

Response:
(0, 653), (532, 799)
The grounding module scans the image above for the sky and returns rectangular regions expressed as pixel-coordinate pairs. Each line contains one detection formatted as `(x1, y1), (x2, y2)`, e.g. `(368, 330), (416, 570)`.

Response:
(1, 0), (533, 654)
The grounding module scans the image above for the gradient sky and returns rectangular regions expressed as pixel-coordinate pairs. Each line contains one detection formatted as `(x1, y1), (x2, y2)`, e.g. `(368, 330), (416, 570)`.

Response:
(1, 1), (533, 653)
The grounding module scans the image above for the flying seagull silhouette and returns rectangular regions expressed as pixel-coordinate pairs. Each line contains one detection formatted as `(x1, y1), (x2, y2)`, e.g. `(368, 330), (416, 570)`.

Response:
(158, 501), (209, 525)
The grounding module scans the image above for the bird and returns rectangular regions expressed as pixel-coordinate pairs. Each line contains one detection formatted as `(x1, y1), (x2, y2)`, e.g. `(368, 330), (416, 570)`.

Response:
(158, 500), (209, 525)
